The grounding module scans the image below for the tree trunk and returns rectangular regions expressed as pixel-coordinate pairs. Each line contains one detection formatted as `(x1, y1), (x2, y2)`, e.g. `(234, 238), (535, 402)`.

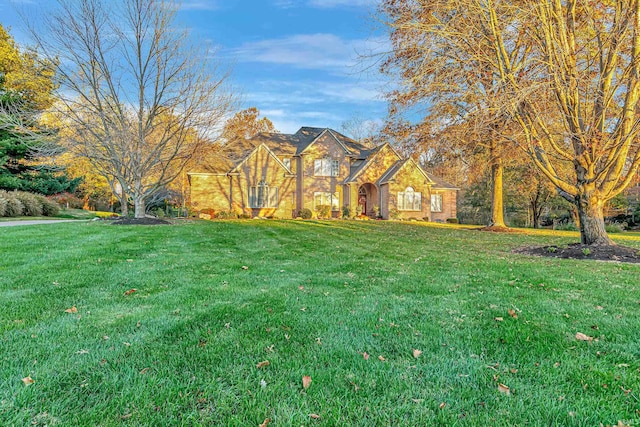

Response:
(134, 197), (145, 218)
(120, 194), (129, 217)
(490, 155), (506, 227)
(576, 194), (614, 245)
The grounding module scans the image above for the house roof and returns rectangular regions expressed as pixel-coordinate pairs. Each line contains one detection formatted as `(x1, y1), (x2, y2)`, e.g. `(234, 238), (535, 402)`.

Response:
(426, 172), (459, 190)
(191, 128), (457, 190)
(195, 127), (375, 174)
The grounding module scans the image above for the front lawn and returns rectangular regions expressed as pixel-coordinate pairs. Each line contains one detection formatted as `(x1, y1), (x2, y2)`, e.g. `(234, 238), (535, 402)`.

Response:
(1, 220), (639, 426)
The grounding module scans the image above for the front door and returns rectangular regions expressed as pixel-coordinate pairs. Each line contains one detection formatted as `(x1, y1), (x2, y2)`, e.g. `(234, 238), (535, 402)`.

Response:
(358, 186), (367, 215)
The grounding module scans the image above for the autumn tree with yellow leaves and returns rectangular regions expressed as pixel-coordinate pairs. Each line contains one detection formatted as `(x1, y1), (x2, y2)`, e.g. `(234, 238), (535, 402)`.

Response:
(380, 0), (640, 245)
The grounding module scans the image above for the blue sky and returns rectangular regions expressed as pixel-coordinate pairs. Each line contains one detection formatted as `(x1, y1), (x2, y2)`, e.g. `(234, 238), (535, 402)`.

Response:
(0, 0), (389, 135)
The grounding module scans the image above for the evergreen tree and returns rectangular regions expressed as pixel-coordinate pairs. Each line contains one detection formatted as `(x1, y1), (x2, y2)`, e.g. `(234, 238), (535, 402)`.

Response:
(0, 24), (79, 195)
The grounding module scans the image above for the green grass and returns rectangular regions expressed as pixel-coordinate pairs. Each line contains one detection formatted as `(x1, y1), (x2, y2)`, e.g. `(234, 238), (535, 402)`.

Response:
(1, 220), (639, 426)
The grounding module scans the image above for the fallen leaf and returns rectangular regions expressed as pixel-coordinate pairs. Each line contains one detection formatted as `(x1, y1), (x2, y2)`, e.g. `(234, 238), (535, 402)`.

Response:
(412, 349), (422, 359)
(309, 414), (320, 419)
(575, 332), (593, 342)
(494, 317), (504, 322)
(76, 349), (89, 355)
(123, 289), (137, 296)
(508, 309), (518, 319)
(439, 402), (446, 409)
(363, 352), (370, 360)
(64, 306), (78, 314)
(259, 419), (270, 427)
(498, 383), (511, 395)
(139, 368), (149, 374)
(510, 368), (518, 374)
(298, 286), (305, 290)
(378, 355), (386, 361)
(256, 360), (270, 369)
(411, 399), (423, 403)
(350, 381), (360, 392)
(22, 376), (34, 385)
(595, 305), (604, 310)
(302, 375), (312, 390)
(121, 413), (132, 419)
(241, 266), (249, 270)
(126, 259), (133, 262)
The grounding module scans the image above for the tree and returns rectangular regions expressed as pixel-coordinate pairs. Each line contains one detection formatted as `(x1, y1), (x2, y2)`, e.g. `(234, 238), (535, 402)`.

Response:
(221, 107), (277, 142)
(380, 0), (640, 245)
(379, 1), (532, 229)
(340, 113), (380, 147)
(0, 24), (79, 195)
(28, 0), (235, 218)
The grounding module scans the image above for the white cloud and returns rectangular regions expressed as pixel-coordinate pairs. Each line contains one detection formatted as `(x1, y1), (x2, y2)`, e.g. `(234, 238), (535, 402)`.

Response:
(230, 33), (387, 72)
(179, 0), (219, 11)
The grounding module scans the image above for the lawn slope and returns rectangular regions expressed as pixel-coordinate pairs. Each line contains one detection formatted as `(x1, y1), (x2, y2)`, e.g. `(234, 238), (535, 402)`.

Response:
(1, 221), (639, 426)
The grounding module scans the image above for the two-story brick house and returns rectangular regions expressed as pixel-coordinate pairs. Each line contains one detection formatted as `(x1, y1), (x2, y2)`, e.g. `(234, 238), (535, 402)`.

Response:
(187, 127), (457, 220)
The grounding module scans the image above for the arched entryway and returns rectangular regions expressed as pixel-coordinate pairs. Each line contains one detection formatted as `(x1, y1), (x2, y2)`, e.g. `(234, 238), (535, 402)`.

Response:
(358, 183), (378, 217)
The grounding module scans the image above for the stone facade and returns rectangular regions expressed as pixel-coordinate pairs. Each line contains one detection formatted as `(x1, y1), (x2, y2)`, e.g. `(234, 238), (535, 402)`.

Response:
(188, 127), (458, 220)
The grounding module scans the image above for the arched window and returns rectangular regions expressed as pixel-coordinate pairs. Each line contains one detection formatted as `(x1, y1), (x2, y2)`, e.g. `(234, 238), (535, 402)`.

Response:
(397, 186), (422, 211)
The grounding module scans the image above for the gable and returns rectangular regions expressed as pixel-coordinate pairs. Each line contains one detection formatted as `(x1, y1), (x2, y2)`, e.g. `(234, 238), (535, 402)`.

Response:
(345, 143), (402, 184)
(379, 158), (431, 186)
(230, 143), (294, 176)
(298, 129), (351, 156)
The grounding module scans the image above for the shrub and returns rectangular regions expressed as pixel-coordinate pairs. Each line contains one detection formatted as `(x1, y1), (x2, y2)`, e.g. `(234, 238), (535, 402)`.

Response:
(605, 221), (626, 233)
(14, 191), (43, 216)
(341, 206), (351, 219)
(316, 204), (331, 219)
(0, 196), (6, 217)
(216, 210), (238, 219)
(446, 218), (459, 224)
(555, 221), (578, 231)
(298, 208), (312, 219)
(0, 191), (25, 217)
(36, 195), (61, 216)
(389, 208), (400, 220)
(50, 192), (84, 209)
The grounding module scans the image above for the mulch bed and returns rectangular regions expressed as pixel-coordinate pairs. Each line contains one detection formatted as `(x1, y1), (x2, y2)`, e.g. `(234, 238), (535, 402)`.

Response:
(111, 217), (171, 225)
(514, 243), (640, 264)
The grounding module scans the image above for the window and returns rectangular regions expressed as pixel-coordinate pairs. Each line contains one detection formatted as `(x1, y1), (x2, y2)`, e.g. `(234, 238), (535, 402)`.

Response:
(314, 158), (339, 176)
(249, 180), (278, 208)
(282, 158), (291, 170)
(314, 192), (340, 211)
(431, 194), (443, 212)
(397, 186), (422, 211)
